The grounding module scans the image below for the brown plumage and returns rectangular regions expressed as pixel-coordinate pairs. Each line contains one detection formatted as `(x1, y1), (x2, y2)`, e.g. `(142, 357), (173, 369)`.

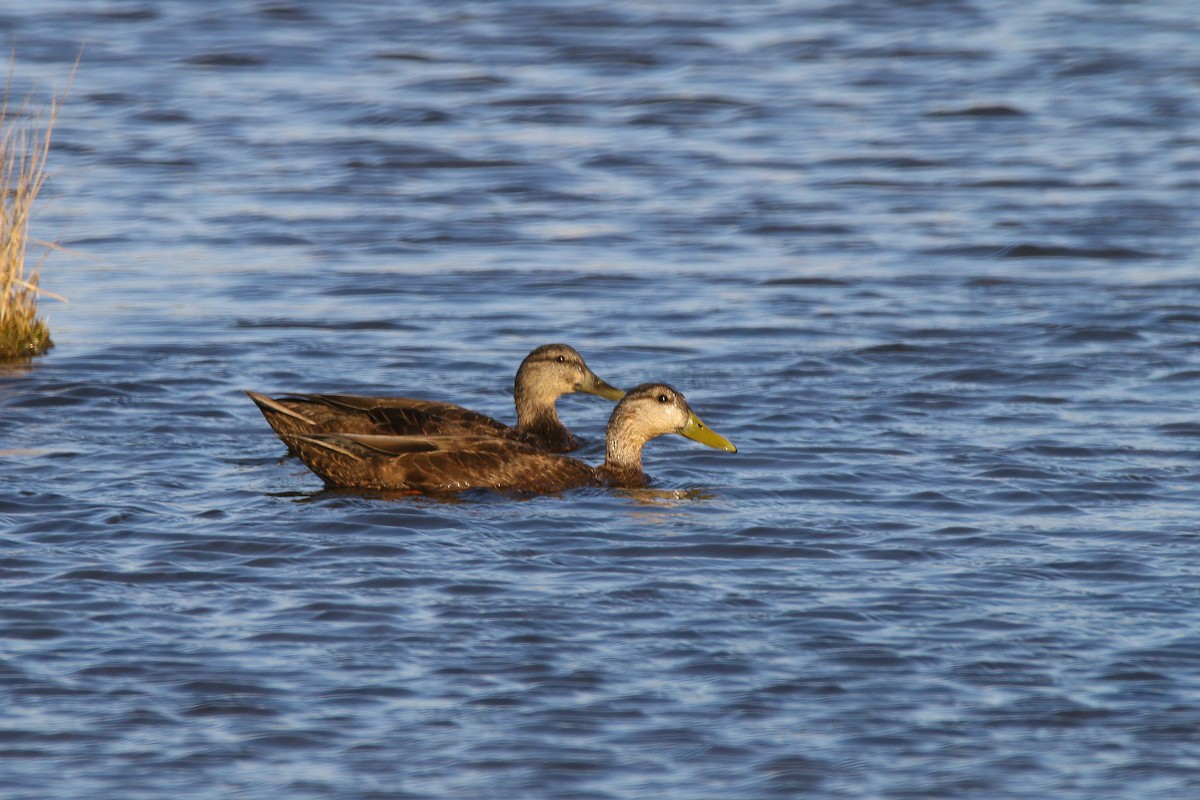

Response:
(281, 383), (737, 495)
(245, 344), (624, 452)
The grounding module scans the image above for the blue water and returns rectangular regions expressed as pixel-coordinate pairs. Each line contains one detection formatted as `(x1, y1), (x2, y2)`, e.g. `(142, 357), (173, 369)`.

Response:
(3, 1), (1200, 797)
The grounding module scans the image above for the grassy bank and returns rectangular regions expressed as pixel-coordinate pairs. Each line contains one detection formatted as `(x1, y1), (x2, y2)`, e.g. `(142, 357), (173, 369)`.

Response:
(0, 75), (61, 361)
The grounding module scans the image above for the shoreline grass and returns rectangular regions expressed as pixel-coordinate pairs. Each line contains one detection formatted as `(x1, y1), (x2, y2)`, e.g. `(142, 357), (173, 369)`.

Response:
(0, 69), (64, 361)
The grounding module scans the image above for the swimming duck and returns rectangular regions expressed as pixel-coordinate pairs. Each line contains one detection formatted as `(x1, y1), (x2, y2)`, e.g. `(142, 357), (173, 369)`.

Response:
(281, 383), (736, 494)
(246, 344), (625, 453)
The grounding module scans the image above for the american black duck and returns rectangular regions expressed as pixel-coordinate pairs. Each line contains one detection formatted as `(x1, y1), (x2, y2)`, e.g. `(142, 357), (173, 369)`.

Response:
(281, 383), (736, 494)
(246, 344), (624, 452)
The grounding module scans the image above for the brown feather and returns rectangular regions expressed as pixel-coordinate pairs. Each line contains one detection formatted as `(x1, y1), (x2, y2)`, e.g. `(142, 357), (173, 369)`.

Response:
(276, 383), (736, 496)
(284, 433), (604, 494)
(249, 392), (525, 441)
(244, 344), (623, 452)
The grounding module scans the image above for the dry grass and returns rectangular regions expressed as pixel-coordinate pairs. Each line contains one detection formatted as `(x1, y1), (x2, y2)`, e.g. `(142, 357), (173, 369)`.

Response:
(0, 68), (65, 361)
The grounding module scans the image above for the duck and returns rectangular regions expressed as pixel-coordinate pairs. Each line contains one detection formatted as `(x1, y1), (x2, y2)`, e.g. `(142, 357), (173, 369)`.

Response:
(245, 344), (625, 453)
(280, 382), (736, 495)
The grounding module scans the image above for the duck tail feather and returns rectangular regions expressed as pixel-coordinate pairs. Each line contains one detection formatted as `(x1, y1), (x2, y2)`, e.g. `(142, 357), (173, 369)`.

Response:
(244, 390), (318, 426)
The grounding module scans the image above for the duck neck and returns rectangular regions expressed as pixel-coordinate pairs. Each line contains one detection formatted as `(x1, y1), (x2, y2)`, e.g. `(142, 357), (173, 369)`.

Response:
(601, 417), (649, 486)
(514, 385), (569, 440)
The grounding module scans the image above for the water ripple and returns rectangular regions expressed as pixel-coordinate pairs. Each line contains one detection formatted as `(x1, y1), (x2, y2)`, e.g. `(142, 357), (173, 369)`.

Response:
(3, 1), (1199, 799)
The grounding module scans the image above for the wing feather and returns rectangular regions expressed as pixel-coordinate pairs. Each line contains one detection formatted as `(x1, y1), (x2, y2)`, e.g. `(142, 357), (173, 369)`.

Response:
(247, 392), (519, 440)
(286, 433), (601, 493)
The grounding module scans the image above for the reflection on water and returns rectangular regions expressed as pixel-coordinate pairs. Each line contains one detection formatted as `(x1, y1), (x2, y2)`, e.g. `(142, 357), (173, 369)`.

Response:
(0, 361), (35, 379)
(616, 486), (717, 507)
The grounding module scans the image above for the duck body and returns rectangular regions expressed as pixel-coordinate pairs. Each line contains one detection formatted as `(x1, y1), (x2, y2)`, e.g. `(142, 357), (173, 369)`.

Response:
(246, 392), (529, 443)
(246, 344), (623, 453)
(282, 383), (736, 495)
(284, 433), (608, 494)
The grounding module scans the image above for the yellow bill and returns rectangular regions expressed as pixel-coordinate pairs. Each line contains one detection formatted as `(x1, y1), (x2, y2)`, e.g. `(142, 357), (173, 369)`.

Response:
(680, 411), (737, 453)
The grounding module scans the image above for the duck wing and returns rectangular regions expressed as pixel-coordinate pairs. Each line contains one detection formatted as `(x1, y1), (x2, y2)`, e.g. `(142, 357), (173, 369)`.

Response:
(364, 402), (516, 439)
(245, 391), (515, 439)
(284, 433), (601, 494)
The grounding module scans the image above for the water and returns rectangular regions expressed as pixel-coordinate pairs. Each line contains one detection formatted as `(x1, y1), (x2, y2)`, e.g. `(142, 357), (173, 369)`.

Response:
(3, 1), (1200, 797)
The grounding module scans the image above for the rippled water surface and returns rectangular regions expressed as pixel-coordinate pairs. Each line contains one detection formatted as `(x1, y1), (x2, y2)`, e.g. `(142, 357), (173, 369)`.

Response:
(4, 1), (1200, 797)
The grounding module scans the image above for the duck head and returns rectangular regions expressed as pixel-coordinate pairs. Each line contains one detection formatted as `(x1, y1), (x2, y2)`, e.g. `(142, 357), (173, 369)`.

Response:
(604, 382), (736, 476)
(513, 343), (625, 419)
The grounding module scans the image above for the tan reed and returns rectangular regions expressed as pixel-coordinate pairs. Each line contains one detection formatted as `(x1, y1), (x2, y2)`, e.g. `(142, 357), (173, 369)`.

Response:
(0, 69), (65, 361)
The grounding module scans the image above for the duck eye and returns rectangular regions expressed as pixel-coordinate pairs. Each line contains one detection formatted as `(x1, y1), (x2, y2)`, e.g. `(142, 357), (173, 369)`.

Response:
(657, 394), (669, 403)
(556, 355), (566, 363)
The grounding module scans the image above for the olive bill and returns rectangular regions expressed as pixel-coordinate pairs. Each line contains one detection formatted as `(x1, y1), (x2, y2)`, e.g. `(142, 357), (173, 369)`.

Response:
(680, 411), (737, 453)
(580, 371), (627, 402)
